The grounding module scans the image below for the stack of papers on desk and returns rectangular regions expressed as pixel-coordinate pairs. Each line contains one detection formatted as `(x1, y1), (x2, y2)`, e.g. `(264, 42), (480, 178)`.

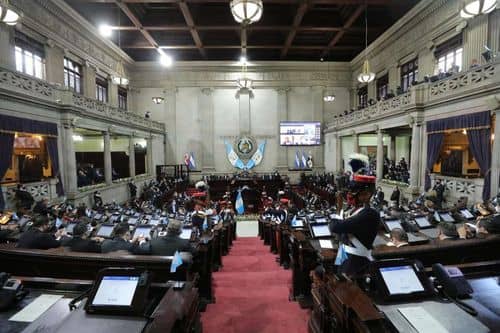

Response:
(398, 307), (449, 333)
(9, 294), (63, 322)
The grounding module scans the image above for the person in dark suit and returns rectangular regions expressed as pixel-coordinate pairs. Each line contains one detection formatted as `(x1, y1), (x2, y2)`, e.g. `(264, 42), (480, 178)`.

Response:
(61, 222), (102, 253)
(17, 215), (63, 249)
(433, 179), (445, 209)
(133, 220), (194, 256)
(101, 224), (136, 253)
(329, 161), (380, 277)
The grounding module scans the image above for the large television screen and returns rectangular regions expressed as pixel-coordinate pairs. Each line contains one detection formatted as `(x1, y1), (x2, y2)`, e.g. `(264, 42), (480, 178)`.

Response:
(280, 121), (321, 146)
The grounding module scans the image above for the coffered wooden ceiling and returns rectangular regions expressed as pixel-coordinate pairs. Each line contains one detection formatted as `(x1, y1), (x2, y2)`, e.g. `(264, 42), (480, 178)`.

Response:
(64, 0), (420, 61)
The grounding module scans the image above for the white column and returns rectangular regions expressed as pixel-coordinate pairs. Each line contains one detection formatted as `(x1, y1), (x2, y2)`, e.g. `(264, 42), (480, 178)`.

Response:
(147, 136), (154, 176)
(376, 129), (384, 181)
(165, 88), (177, 164)
(238, 89), (251, 134)
(276, 87), (289, 172)
(386, 135), (393, 160)
(388, 65), (399, 92)
(410, 121), (422, 191)
(62, 121), (77, 195)
(45, 41), (65, 85)
(311, 86), (325, 170)
(353, 132), (359, 153)
(463, 14), (489, 68)
(335, 134), (342, 171)
(0, 24), (15, 70)
(103, 131), (112, 185)
(199, 88), (215, 172)
(489, 10), (500, 54)
(108, 82), (119, 108)
(83, 62), (97, 100)
(129, 136), (136, 178)
(491, 110), (500, 197)
(420, 122), (428, 191)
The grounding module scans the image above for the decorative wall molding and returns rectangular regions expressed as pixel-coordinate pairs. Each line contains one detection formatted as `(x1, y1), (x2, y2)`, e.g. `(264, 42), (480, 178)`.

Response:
(0, 66), (165, 134)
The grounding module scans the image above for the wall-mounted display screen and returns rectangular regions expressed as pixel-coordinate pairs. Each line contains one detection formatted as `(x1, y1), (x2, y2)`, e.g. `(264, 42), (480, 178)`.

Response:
(280, 122), (321, 146)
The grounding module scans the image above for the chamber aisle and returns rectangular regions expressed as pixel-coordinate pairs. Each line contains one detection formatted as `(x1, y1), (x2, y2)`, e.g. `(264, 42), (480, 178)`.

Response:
(201, 237), (309, 333)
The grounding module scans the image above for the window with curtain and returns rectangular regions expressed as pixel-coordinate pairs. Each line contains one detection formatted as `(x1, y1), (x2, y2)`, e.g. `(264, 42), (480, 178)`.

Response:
(400, 58), (418, 93)
(74, 128), (105, 187)
(14, 32), (46, 80)
(95, 75), (108, 103)
(433, 131), (480, 177)
(118, 87), (128, 110)
(435, 34), (463, 74)
(64, 57), (83, 94)
(376, 74), (389, 100)
(358, 86), (368, 108)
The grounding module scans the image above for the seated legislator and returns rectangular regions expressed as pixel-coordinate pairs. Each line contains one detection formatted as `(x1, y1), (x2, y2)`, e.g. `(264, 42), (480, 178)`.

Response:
(388, 228), (409, 247)
(477, 214), (500, 234)
(329, 155), (380, 277)
(437, 222), (459, 240)
(101, 224), (136, 253)
(0, 223), (20, 242)
(133, 220), (194, 256)
(17, 215), (63, 249)
(61, 222), (102, 253)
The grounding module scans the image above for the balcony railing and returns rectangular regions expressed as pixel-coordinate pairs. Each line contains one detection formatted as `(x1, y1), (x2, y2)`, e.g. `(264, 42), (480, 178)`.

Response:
(326, 60), (499, 130)
(0, 67), (165, 133)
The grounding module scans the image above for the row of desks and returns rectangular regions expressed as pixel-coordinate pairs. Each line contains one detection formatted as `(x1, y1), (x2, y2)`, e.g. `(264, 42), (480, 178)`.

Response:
(0, 218), (238, 309)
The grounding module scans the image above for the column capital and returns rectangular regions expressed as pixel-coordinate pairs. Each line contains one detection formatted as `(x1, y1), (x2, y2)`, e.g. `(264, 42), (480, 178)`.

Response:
(200, 87), (214, 95)
(275, 87), (291, 95)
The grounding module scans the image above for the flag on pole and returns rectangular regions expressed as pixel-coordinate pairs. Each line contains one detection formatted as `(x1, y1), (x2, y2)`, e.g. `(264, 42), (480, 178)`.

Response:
(301, 150), (307, 169)
(170, 251), (183, 273)
(294, 150), (301, 169)
(235, 189), (245, 215)
(225, 141), (245, 169)
(189, 152), (196, 169)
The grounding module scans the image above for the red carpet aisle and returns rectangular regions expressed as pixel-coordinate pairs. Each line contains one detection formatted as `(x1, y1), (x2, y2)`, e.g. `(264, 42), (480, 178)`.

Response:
(201, 237), (309, 333)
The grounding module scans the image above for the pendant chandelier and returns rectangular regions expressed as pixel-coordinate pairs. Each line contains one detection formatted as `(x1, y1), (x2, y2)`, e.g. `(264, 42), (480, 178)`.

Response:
(0, 0), (20, 25)
(357, 3), (375, 84)
(323, 58), (335, 102)
(236, 57), (252, 90)
(112, 6), (128, 86)
(152, 96), (164, 104)
(230, 0), (263, 25)
(460, 0), (496, 19)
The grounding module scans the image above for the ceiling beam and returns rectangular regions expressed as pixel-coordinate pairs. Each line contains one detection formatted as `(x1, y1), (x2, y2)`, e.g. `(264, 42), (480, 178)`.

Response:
(321, 4), (366, 57)
(178, 0), (206, 58)
(110, 25), (378, 33)
(281, 0), (310, 58)
(121, 44), (360, 50)
(76, 0), (393, 4)
(115, 0), (159, 49)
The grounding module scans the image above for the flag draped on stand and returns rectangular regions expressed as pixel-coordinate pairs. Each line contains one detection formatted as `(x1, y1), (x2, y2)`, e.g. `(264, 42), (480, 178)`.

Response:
(189, 152), (196, 170)
(301, 150), (307, 169)
(170, 251), (183, 273)
(294, 150), (301, 169)
(235, 189), (245, 215)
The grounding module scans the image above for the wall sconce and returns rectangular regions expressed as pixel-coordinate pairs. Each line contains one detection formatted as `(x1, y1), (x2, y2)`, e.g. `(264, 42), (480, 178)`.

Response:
(152, 97), (164, 104)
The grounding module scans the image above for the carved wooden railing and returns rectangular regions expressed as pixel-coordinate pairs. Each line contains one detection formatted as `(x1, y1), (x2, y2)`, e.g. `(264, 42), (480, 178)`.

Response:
(0, 67), (165, 133)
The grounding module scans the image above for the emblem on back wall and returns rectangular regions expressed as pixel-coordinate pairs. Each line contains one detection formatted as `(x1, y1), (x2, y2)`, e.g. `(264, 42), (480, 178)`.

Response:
(224, 136), (266, 170)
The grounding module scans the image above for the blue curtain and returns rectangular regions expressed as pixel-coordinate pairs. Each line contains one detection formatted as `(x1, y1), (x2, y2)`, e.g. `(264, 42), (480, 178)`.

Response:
(425, 133), (444, 190)
(46, 137), (64, 196)
(427, 111), (490, 132)
(0, 114), (58, 136)
(0, 133), (15, 210)
(467, 129), (491, 201)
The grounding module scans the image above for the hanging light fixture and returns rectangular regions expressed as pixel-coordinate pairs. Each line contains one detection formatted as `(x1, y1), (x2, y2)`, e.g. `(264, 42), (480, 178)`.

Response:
(357, 3), (375, 84)
(323, 57), (335, 102)
(152, 96), (164, 104)
(236, 54), (252, 90)
(0, 0), (20, 25)
(230, 0), (263, 24)
(460, 0), (496, 19)
(112, 6), (128, 86)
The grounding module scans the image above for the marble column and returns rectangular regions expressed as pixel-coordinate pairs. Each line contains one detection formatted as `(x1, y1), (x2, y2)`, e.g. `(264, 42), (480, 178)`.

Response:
(388, 65), (399, 92)
(376, 129), (384, 181)
(238, 89), (251, 134)
(335, 134), (342, 171)
(165, 88), (178, 164)
(45, 41), (65, 85)
(83, 61), (97, 100)
(146, 136), (154, 176)
(199, 88), (215, 172)
(0, 24), (15, 70)
(103, 130), (112, 185)
(463, 14), (488, 68)
(62, 121), (77, 195)
(311, 86), (325, 170)
(353, 132), (359, 153)
(129, 136), (136, 178)
(108, 81), (119, 108)
(488, 10), (500, 54)
(276, 87), (290, 172)
(410, 121), (422, 191)
(491, 110), (500, 197)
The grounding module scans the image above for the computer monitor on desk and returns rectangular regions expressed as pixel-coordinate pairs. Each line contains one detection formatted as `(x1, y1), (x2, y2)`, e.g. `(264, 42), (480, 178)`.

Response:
(180, 228), (193, 240)
(96, 224), (115, 238)
(383, 219), (403, 233)
(439, 212), (455, 223)
(414, 216), (432, 229)
(310, 224), (332, 238)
